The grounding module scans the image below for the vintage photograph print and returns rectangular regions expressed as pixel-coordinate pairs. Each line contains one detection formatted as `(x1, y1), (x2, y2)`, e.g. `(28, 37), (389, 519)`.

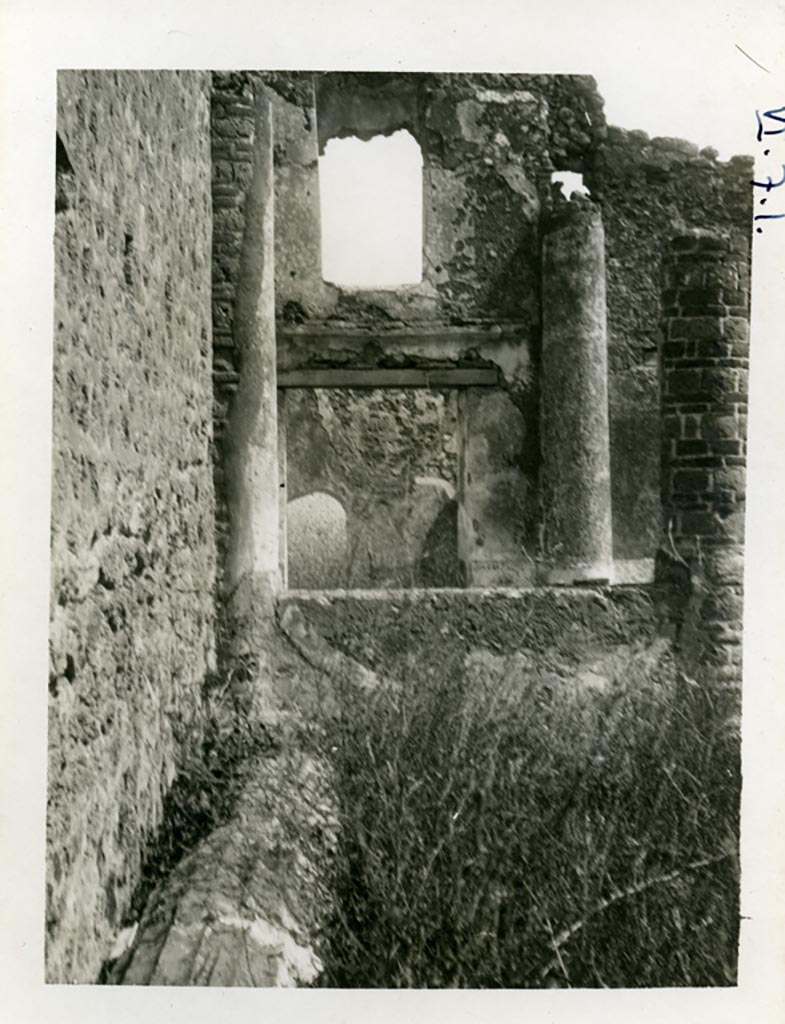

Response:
(47, 69), (752, 987)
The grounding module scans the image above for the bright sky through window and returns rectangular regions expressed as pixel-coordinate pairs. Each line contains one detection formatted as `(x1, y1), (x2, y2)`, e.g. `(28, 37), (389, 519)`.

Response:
(551, 171), (591, 200)
(319, 130), (423, 288)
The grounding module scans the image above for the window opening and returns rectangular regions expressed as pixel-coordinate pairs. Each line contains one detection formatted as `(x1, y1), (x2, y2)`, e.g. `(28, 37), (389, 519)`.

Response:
(550, 171), (591, 200)
(319, 130), (423, 288)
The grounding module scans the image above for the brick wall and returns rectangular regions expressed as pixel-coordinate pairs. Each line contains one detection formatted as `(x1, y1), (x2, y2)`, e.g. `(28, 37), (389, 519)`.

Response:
(659, 229), (750, 685)
(48, 70), (215, 982)
(210, 73), (255, 588)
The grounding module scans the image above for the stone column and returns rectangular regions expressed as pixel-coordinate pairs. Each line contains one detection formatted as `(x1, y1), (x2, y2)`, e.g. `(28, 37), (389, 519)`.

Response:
(540, 201), (613, 584)
(659, 229), (750, 689)
(277, 388), (288, 589)
(223, 84), (280, 645)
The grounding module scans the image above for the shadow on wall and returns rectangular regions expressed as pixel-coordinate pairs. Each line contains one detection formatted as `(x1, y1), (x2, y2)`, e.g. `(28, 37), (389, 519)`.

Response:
(287, 492), (348, 588)
(417, 498), (464, 587)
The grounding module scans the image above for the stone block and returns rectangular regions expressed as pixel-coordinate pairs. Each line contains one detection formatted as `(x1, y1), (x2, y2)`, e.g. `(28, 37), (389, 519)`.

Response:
(692, 233), (731, 253)
(701, 415), (739, 442)
(723, 317), (749, 343)
(704, 547), (745, 584)
(662, 414), (683, 440)
(669, 236), (698, 252)
(699, 587), (744, 623)
(711, 466), (746, 494)
(676, 439), (709, 457)
(662, 339), (693, 361)
(713, 440), (743, 456)
(212, 115), (254, 138)
(696, 338), (731, 359)
(665, 368), (702, 396)
(213, 159), (235, 183)
(667, 317), (724, 342)
(677, 509), (718, 536)
(701, 367), (738, 400)
(678, 286), (724, 308)
(682, 414), (702, 439)
(722, 288), (748, 308)
(672, 468), (711, 494)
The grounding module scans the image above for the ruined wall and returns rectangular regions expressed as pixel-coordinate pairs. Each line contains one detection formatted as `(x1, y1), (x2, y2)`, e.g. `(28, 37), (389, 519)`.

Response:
(211, 72), (562, 588)
(275, 71), (550, 324)
(587, 131), (752, 567)
(279, 585), (671, 697)
(210, 72), (752, 592)
(285, 386), (460, 587)
(48, 70), (216, 982)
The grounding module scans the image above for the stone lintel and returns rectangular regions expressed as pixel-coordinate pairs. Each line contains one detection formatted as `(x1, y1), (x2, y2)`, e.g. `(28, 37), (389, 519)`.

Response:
(277, 367), (500, 388)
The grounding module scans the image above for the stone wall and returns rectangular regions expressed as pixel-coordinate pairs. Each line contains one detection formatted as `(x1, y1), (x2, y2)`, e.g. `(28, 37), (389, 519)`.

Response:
(274, 71), (551, 324)
(587, 130), (752, 566)
(48, 70), (216, 982)
(285, 386), (461, 587)
(278, 585), (671, 695)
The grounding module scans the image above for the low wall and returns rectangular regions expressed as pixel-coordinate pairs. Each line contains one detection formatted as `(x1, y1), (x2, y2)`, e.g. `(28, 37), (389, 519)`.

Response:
(278, 585), (673, 692)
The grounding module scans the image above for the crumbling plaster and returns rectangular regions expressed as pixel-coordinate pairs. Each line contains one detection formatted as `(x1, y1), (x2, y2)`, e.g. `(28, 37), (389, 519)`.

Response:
(272, 72), (549, 328)
(285, 386), (460, 587)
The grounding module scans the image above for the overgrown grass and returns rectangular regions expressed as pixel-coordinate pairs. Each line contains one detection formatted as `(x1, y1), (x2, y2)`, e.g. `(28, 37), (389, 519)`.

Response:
(321, 654), (740, 988)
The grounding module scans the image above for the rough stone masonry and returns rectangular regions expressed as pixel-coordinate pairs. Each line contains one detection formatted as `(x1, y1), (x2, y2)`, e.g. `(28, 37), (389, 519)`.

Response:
(48, 71), (216, 982)
(47, 69), (752, 984)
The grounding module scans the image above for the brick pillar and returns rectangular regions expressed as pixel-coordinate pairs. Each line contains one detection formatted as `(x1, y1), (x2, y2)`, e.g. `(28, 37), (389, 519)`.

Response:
(211, 74), (255, 592)
(541, 201), (613, 584)
(659, 229), (750, 687)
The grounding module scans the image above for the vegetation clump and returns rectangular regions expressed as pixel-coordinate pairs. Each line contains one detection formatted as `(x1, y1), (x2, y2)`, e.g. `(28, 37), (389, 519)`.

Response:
(321, 654), (740, 988)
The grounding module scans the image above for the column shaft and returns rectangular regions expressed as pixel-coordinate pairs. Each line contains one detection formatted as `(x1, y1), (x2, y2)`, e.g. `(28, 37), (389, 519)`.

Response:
(540, 203), (612, 584)
(224, 87), (279, 621)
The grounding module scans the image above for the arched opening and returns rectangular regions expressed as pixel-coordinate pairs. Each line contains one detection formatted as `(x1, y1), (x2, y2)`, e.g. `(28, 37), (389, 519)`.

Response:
(286, 491), (348, 589)
(318, 129), (423, 288)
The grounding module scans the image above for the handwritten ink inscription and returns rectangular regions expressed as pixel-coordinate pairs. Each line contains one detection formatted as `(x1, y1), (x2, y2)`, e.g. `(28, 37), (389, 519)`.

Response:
(753, 105), (785, 233)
